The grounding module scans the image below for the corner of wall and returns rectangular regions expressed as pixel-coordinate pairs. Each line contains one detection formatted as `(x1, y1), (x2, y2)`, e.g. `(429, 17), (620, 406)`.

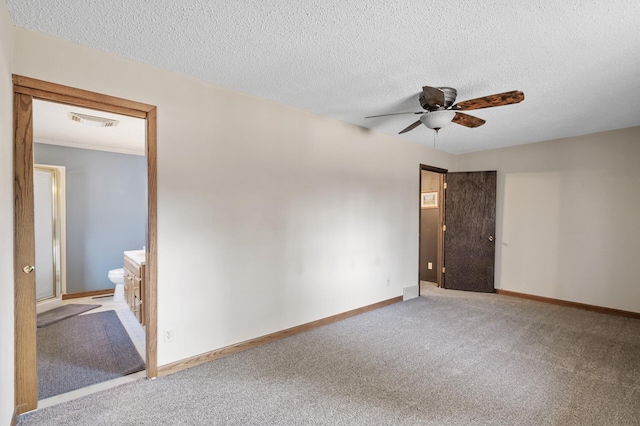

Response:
(0, 2), (15, 424)
(451, 128), (640, 311)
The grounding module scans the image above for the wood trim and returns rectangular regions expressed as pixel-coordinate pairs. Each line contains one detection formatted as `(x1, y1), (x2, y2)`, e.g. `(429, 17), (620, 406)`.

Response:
(13, 75), (154, 114)
(13, 75), (158, 413)
(11, 406), (19, 426)
(61, 289), (114, 300)
(145, 107), (158, 378)
(496, 289), (640, 319)
(420, 164), (448, 174)
(441, 172), (448, 288)
(14, 93), (37, 414)
(419, 164), (447, 288)
(158, 296), (403, 377)
(437, 172), (445, 287)
(13, 86), (147, 119)
(417, 165), (423, 288)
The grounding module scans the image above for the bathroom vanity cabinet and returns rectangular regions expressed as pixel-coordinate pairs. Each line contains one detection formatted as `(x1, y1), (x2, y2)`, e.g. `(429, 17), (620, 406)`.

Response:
(124, 253), (145, 325)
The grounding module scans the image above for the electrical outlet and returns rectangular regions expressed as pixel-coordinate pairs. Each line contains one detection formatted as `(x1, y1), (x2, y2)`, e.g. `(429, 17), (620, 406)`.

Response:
(165, 329), (175, 343)
(428, 262), (433, 270)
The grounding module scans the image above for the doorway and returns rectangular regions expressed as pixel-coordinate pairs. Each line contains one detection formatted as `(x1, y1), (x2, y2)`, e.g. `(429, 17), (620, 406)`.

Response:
(13, 75), (158, 414)
(419, 165), (498, 295)
(419, 165), (446, 294)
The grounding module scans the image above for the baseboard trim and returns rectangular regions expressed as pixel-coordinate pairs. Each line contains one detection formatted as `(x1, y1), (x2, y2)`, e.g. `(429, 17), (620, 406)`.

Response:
(496, 289), (640, 319)
(62, 289), (114, 300)
(11, 406), (18, 426)
(158, 296), (404, 377)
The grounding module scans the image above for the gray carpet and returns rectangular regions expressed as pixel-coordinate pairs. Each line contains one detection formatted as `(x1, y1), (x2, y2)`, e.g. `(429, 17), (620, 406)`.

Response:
(37, 310), (146, 399)
(20, 287), (640, 425)
(36, 303), (101, 327)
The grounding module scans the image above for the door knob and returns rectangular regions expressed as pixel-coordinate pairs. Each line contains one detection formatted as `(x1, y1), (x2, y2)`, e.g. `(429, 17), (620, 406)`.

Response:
(488, 236), (494, 242)
(22, 265), (35, 274)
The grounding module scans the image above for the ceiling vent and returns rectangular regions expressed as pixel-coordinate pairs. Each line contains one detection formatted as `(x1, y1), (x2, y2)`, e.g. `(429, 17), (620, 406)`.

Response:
(69, 112), (119, 127)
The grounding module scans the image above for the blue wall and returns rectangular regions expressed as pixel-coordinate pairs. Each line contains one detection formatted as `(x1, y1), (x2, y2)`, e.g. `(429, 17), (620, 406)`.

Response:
(34, 143), (147, 293)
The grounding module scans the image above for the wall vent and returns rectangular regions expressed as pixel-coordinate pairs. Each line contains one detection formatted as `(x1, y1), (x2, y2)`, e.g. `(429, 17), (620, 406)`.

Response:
(403, 285), (419, 300)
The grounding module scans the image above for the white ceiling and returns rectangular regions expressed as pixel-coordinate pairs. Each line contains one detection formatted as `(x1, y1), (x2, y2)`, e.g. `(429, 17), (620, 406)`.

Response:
(7, 0), (640, 154)
(33, 100), (146, 155)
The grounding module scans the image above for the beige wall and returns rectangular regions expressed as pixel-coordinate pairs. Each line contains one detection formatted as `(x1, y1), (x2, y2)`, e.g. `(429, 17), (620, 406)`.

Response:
(12, 27), (454, 366)
(6, 19), (637, 422)
(456, 127), (640, 312)
(0, 1), (14, 423)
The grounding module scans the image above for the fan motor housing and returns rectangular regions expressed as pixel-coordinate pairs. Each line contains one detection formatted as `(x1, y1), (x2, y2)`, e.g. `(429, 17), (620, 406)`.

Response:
(419, 87), (457, 110)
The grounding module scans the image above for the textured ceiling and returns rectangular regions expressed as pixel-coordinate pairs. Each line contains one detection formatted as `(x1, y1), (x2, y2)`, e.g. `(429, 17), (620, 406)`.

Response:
(33, 100), (145, 155)
(6, 0), (640, 154)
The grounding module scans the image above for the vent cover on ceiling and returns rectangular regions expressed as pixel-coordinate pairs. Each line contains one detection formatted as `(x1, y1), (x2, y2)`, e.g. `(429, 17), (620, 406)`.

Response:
(69, 112), (119, 127)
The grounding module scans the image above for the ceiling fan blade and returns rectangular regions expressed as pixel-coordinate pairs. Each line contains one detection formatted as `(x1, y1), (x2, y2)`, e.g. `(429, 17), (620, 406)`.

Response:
(422, 86), (445, 108)
(365, 111), (422, 118)
(453, 90), (524, 111)
(399, 120), (423, 134)
(452, 112), (486, 128)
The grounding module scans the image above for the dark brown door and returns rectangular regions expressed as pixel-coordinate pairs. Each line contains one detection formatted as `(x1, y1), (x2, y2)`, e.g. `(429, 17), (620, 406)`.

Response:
(444, 171), (496, 292)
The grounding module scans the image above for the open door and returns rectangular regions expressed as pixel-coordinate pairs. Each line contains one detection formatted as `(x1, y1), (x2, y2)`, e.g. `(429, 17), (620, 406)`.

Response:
(443, 171), (496, 293)
(14, 93), (38, 413)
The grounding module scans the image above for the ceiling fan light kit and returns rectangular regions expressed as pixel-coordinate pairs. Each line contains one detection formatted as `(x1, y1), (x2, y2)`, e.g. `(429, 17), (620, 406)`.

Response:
(420, 110), (456, 131)
(366, 86), (524, 137)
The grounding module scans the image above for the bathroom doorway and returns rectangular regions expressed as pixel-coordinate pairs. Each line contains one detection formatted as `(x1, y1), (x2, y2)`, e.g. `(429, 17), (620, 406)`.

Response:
(33, 99), (147, 403)
(13, 75), (158, 414)
(33, 99), (147, 305)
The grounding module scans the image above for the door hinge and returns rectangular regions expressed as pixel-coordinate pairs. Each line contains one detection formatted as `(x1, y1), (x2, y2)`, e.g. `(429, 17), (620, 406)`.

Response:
(442, 267), (445, 273)
(442, 225), (446, 231)
(443, 182), (447, 189)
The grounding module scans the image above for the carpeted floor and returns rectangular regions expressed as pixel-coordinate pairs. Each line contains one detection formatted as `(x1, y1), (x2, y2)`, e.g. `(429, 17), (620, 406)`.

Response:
(19, 287), (640, 425)
(37, 310), (146, 399)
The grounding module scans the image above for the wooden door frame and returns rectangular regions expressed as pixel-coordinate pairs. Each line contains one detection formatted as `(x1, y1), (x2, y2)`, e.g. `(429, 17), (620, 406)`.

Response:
(419, 164), (447, 289)
(13, 75), (158, 414)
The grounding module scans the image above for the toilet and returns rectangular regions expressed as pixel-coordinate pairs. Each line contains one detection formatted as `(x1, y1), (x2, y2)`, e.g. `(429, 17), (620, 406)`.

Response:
(108, 268), (125, 302)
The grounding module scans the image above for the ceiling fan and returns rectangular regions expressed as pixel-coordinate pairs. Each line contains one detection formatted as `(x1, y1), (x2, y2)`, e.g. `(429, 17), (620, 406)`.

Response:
(365, 86), (525, 134)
